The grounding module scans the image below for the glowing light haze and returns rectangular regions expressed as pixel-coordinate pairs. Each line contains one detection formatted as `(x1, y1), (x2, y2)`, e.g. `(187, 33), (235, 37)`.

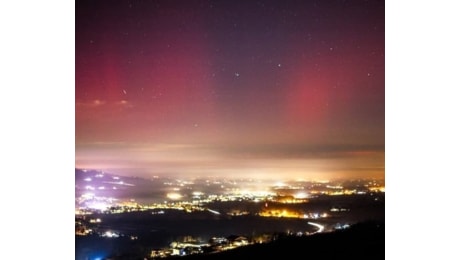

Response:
(76, 0), (384, 180)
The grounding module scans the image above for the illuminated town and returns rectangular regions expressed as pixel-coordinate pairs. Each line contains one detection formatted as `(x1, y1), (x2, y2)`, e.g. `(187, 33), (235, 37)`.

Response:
(76, 169), (384, 259)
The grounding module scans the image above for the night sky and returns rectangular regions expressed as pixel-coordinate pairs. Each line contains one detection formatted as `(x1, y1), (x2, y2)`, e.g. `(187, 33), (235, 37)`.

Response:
(76, 0), (384, 180)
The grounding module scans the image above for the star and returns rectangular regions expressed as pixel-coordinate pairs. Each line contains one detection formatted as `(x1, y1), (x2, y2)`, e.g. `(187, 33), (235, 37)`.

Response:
(235, 72), (240, 77)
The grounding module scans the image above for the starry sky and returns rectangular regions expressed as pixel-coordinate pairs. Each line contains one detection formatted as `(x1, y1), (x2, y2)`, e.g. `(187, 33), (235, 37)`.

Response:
(76, 0), (384, 180)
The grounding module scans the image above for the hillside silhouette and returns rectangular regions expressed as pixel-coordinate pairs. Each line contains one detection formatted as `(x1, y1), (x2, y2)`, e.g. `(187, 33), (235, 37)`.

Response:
(186, 221), (384, 260)
(102, 221), (384, 260)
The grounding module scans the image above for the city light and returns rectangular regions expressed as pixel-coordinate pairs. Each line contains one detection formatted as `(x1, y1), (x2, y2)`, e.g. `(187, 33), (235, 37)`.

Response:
(166, 193), (182, 200)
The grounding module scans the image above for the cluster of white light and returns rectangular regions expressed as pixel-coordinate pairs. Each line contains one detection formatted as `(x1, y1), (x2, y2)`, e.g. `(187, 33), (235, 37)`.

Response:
(166, 193), (182, 200)
(294, 192), (308, 199)
(192, 191), (203, 196)
(85, 185), (95, 190)
(87, 201), (109, 210)
(103, 231), (119, 238)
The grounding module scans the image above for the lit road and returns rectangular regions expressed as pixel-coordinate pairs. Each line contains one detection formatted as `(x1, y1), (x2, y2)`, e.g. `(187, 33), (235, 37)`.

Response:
(307, 222), (325, 233)
(207, 209), (221, 215)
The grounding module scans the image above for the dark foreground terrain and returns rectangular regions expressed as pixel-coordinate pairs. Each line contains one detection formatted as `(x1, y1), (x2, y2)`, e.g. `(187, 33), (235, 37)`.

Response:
(182, 221), (384, 260)
(94, 221), (384, 260)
